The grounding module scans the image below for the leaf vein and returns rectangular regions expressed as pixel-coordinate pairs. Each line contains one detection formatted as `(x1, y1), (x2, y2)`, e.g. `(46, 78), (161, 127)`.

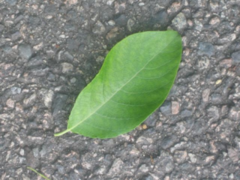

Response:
(121, 80), (172, 95)
(95, 112), (147, 120)
(144, 58), (176, 70)
(137, 64), (178, 80)
(110, 99), (147, 106)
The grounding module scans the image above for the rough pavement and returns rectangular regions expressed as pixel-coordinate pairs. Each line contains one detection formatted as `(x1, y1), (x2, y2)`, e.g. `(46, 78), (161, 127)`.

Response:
(0, 0), (240, 179)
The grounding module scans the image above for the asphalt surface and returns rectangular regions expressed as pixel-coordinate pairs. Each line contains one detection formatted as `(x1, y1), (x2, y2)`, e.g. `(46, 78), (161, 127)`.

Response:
(0, 0), (240, 180)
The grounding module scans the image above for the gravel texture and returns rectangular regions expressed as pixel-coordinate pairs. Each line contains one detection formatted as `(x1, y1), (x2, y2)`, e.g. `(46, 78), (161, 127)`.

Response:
(0, 0), (240, 180)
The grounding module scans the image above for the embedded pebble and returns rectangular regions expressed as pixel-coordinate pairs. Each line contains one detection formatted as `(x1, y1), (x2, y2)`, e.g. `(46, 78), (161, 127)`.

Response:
(210, 93), (222, 104)
(180, 110), (192, 118)
(209, 16), (220, 25)
(61, 63), (73, 73)
(66, 39), (80, 51)
(23, 93), (36, 105)
(127, 19), (135, 32)
(11, 31), (21, 41)
(172, 13), (187, 31)
(107, 158), (124, 177)
(106, 27), (119, 40)
(66, 0), (78, 5)
(10, 87), (21, 94)
(22, 174), (30, 180)
(142, 124), (147, 130)
(106, 0), (114, 5)
(231, 51), (240, 64)
(6, 98), (15, 108)
(44, 90), (54, 108)
(202, 89), (211, 102)
(19, 149), (25, 156)
(160, 102), (171, 115)
(229, 107), (240, 121)
(198, 42), (215, 57)
(189, 153), (197, 163)
(96, 56), (104, 63)
(207, 106), (220, 121)
(92, 21), (106, 34)
(172, 101), (180, 115)
(161, 135), (177, 150)
(33, 147), (39, 158)
(215, 79), (222, 85)
(108, 20), (115, 26)
(194, 19), (203, 32)
(5, 0), (18, 5)
(0, 24), (4, 32)
(174, 151), (188, 163)
(70, 78), (77, 83)
(16, 168), (23, 175)
(18, 44), (33, 60)
(228, 148), (239, 163)
(136, 136), (153, 144)
(155, 10), (169, 26)
(138, 164), (149, 173)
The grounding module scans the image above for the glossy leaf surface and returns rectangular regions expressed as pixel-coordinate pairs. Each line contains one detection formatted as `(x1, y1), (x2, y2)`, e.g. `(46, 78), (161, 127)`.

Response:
(55, 31), (182, 138)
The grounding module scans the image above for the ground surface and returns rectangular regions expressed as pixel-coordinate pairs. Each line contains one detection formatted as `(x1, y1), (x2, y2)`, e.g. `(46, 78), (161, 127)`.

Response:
(0, 0), (240, 179)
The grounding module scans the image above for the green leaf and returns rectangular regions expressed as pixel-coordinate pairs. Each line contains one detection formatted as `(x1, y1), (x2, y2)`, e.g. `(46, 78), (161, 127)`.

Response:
(55, 31), (182, 139)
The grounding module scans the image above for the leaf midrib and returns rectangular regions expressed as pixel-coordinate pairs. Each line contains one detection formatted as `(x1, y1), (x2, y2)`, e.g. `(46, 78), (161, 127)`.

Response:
(67, 34), (178, 133)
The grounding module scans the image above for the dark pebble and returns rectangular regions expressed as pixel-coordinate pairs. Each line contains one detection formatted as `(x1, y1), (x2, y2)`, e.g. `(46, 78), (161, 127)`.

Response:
(231, 51), (240, 64)
(198, 42), (215, 57)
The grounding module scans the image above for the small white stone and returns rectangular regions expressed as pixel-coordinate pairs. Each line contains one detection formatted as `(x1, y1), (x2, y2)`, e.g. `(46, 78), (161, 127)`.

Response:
(6, 98), (15, 108)
(20, 149), (25, 156)
(96, 56), (104, 63)
(205, 156), (215, 163)
(10, 87), (21, 94)
(107, 158), (124, 176)
(189, 153), (197, 163)
(59, 34), (66, 38)
(136, 136), (153, 144)
(44, 90), (54, 108)
(16, 168), (23, 175)
(46, 15), (53, 19)
(229, 173), (234, 179)
(33, 147), (39, 158)
(215, 79), (222, 85)
(61, 63), (73, 73)
(209, 17), (220, 25)
(66, 0), (78, 5)
(107, 0), (114, 5)
(108, 20), (115, 26)
(202, 89), (211, 102)
(92, 21), (106, 34)
(22, 174), (31, 180)
(31, 4), (38, 10)
(194, 19), (203, 32)
(18, 44), (33, 60)
(172, 101), (180, 115)
(127, 19), (135, 32)
(70, 78), (76, 83)
(33, 42), (43, 51)
(139, 164), (149, 173)
(23, 93), (36, 105)
(172, 12), (187, 31)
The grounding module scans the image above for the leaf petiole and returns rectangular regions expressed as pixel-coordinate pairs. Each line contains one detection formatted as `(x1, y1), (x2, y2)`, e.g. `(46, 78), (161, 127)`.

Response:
(54, 128), (71, 137)
(27, 167), (51, 180)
